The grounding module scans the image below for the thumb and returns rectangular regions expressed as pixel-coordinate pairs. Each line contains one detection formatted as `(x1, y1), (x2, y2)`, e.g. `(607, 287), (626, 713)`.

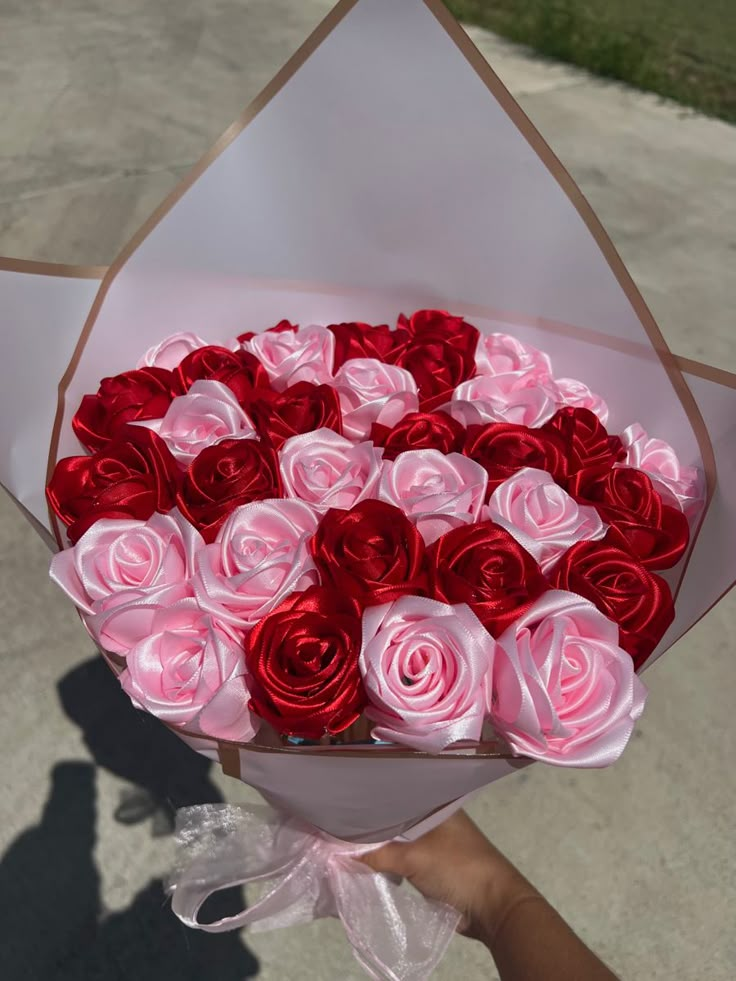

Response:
(359, 841), (411, 877)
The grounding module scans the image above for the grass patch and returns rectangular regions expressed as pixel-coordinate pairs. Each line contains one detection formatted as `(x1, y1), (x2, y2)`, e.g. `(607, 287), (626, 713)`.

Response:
(447, 0), (736, 123)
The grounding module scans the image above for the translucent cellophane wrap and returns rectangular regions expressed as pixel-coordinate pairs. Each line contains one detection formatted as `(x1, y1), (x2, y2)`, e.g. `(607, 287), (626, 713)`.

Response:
(1, 0), (734, 842)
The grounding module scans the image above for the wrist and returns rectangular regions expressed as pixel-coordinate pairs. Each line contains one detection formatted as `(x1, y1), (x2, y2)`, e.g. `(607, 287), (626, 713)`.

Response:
(468, 860), (539, 948)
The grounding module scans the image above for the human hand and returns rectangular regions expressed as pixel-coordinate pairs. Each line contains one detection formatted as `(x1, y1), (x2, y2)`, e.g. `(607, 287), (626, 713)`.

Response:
(360, 810), (536, 946)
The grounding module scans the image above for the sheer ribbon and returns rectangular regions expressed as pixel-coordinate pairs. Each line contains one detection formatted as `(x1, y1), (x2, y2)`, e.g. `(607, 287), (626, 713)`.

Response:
(168, 803), (460, 981)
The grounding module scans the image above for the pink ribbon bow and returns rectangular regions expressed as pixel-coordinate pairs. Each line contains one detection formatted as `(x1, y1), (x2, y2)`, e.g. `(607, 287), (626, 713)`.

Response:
(168, 803), (460, 981)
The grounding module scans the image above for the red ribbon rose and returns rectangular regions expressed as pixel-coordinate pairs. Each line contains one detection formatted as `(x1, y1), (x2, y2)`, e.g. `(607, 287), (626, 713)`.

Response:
(245, 586), (366, 739)
(463, 422), (568, 495)
(46, 425), (180, 544)
(370, 410), (465, 460)
(569, 466), (689, 570)
(395, 309), (479, 411)
(398, 309), (480, 356)
(247, 381), (343, 450)
(427, 520), (547, 637)
(396, 343), (476, 412)
(311, 500), (428, 605)
(176, 438), (282, 542)
(174, 345), (270, 404)
(551, 539), (674, 669)
(543, 406), (625, 476)
(72, 366), (176, 453)
(328, 321), (409, 369)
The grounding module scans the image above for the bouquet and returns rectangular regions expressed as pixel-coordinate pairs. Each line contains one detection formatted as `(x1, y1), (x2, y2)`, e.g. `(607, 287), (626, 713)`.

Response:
(1, 0), (734, 977)
(46, 312), (694, 767)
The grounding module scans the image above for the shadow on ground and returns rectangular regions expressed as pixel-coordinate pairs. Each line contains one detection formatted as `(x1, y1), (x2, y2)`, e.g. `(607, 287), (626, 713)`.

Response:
(0, 658), (260, 980)
(58, 658), (224, 834)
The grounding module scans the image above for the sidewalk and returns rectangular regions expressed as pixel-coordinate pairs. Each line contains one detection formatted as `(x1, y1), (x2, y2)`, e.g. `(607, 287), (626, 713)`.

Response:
(1, 3), (734, 980)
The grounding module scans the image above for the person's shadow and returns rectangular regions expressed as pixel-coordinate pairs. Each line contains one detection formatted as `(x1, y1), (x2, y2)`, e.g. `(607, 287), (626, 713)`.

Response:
(57, 658), (224, 834)
(0, 659), (260, 980)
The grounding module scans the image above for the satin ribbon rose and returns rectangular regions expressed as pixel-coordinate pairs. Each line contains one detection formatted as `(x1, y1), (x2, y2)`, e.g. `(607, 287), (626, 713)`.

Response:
(553, 377), (609, 424)
(491, 590), (648, 766)
(333, 358), (419, 440)
(176, 438), (282, 543)
(463, 422), (568, 495)
(447, 371), (560, 428)
(542, 407), (624, 476)
(244, 324), (335, 390)
(427, 520), (547, 637)
(50, 509), (202, 615)
(359, 597), (495, 752)
(328, 321), (409, 369)
(474, 331), (552, 377)
(120, 599), (258, 742)
(378, 449), (488, 545)
(279, 428), (383, 513)
(137, 380), (258, 465)
(72, 366), (177, 453)
(310, 499), (428, 605)
(568, 466), (689, 570)
(395, 322), (477, 412)
(47, 425), (181, 545)
(86, 581), (192, 655)
(245, 586), (366, 738)
(138, 332), (239, 370)
(174, 345), (270, 404)
(398, 309), (480, 356)
(551, 539), (674, 669)
(247, 381), (343, 450)
(472, 330), (608, 422)
(485, 467), (607, 574)
(193, 499), (320, 629)
(370, 410), (465, 461)
(236, 318), (296, 344)
(620, 423), (702, 517)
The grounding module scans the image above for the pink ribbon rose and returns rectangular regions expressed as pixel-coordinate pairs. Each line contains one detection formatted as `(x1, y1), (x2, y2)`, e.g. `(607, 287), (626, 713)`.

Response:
(474, 332), (552, 378)
(378, 449), (488, 545)
(279, 428), (383, 512)
(137, 379), (257, 465)
(244, 324), (335, 390)
(193, 499), (321, 629)
(333, 358), (419, 440)
(138, 332), (239, 370)
(359, 597), (495, 752)
(485, 467), (607, 573)
(86, 582), (193, 655)
(50, 510), (202, 615)
(492, 590), (647, 767)
(553, 377), (609, 424)
(620, 423), (702, 517)
(120, 599), (258, 742)
(448, 372), (560, 428)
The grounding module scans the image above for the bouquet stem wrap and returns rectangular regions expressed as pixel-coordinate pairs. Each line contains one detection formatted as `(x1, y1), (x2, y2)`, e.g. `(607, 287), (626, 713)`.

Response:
(168, 803), (460, 981)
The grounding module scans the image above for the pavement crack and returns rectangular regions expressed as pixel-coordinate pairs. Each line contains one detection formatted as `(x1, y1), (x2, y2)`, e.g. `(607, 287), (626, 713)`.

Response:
(0, 161), (195, 205)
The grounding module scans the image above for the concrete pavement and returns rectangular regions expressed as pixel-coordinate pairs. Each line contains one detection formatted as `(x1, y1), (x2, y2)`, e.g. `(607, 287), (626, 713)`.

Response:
(1, 2), (735, 979)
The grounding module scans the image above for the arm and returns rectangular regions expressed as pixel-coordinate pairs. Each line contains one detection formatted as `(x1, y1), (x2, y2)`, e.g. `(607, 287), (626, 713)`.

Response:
(361, 811), (617, 981)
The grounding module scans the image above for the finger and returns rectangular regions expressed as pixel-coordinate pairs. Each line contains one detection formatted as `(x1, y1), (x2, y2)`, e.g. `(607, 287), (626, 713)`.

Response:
(359, 841), (410, 876)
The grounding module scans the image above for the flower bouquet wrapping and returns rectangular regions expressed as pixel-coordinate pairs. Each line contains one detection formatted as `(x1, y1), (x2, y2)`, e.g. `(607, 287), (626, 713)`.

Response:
(1, 1), (735, 977)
